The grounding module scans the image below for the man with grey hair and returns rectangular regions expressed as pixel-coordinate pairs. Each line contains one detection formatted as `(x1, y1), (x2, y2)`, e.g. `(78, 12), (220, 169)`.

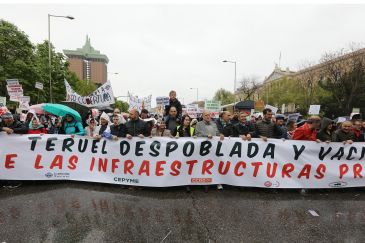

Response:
(195, 110), (223, 139)
(195, 110), (224, 190)
(0, 112), (28, 134)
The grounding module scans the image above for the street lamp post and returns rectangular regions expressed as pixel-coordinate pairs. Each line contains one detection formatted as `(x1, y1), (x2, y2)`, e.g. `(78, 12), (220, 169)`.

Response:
(48, 14), (74, 103)
(222, 60), (237, 93)
(190, 87), (199, 103)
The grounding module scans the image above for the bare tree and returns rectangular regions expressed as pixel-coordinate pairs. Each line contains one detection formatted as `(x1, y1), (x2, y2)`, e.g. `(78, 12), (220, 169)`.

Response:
(319, 43), (365, 114)
(236, 75), (262, 100)
(295, 60), (318, 110)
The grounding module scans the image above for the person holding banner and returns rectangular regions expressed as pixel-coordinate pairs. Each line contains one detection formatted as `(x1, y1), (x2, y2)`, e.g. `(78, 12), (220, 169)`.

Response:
(253, 108), (281, 141)
(195, 110), (222, 139)
(333, 121), (355, 144)
(232, 112), (253, 140)
(126, 109), (149, 138)
(352, 120), (364, 142)
(292, 116), (321, 141)
(195, 110), (224, 191)
(173, 115), (195, 137)
(61, 114), (85, 136)
(0, 112), (28, 134)
(28, 116), (47, 135)
(316, 117), (334, 143)
(108, 114), (127, 139)
(94, 112), (112, 139)
(150, 119), (172, 137)
(215, 111), (234, 137)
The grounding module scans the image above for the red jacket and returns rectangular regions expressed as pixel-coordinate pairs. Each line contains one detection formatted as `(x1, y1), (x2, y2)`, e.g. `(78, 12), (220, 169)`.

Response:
(28, 127), (47, 134)
(292, 123), (317, 141)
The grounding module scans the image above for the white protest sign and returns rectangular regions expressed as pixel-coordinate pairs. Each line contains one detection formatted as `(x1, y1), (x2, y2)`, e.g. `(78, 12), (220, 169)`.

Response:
(35, 82), (44, 90)
(19, 96), (30, 103)
(185, 104), (200, 118)
(287, 113), (300, 123)
(128, 93), (152, 112)
(264, 104), (278, 114)
(308, 105), (321, 115)
(6, 79), (19, 86)
(337, 117), (347, 123)
(65, 79), (115, 108)
(156, 96), (170, 106)
(205, 100), (221, 118)
(19, 101), (30, 110)
(1, 135), (365, 189)
(0, 97), (6, 107)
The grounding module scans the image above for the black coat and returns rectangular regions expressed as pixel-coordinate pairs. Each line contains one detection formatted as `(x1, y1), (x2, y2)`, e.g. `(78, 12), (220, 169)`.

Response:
(126, 119), (149, 137)
(110, 124), (127, 137)
(0, 120), (28, 134)
(215, 119), (234, 137)
(232, 122), (252, 137)
(165, 99), (182, 118)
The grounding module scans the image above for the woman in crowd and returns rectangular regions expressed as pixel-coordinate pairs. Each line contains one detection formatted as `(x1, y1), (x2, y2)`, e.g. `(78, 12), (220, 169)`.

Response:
(94, 112), (111, 139)
(150, 119), (172, 137)
(28, 116), (47, 134)
(316, 117), (334, 142)
(286, 120), (297, 140)
(173, 115), (195, 137)
(61, 113), (85, 136)
(84, 117), (98, 137)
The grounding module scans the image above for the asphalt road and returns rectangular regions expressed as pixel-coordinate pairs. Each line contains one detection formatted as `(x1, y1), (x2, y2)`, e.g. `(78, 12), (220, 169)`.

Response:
(0, 182), (365, 243)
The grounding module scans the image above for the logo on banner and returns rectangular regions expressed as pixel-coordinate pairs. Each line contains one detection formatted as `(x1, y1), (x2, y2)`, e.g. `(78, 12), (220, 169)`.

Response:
(114, 177), (139, 184)
(329, 181), (348, 188)
(264, 181), (280, 187)
(191, 178), (212, 183)
(45, 172), (53, 178)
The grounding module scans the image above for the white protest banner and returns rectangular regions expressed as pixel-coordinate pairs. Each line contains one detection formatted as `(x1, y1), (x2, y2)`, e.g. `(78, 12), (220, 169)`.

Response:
(35, 82), (44, 90)
(264, 104), (278, 114)
(2, 134), (365, 189)
(128, 93), (152, 112)
(65, 79), (115, 108)
(308, 105), (321, 115)
(0, 97), (6, 107)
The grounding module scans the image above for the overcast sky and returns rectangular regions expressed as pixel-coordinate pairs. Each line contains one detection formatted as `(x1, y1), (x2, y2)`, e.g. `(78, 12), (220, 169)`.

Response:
(1, 4), (365, 105)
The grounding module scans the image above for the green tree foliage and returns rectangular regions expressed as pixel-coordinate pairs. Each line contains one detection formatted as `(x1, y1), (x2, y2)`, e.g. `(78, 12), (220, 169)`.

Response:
(0, 19), (80, 105)
(213, 88), (235, 105)
(0, 19), (38, 106)
(112, 99), (129, 112)
(34, 41), (79, 103)
(259, 77), (331, 114)
(73, 79), (97, 96)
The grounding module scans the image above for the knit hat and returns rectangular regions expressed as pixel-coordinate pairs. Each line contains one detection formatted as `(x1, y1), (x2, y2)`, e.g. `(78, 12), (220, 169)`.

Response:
(1, 112), (13, 119)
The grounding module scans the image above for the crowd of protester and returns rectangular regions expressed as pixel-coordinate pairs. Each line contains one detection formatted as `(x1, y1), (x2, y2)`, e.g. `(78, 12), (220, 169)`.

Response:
(1, 90), (365, 190)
